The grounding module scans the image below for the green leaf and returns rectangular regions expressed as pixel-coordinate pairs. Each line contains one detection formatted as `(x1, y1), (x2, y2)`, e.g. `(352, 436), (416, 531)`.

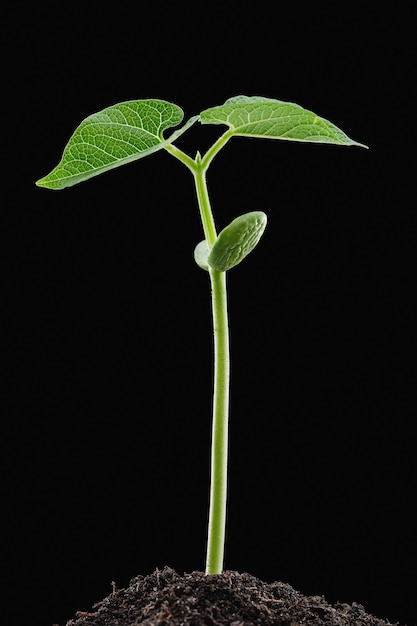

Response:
(194, 240), (210, 271)
(36, 100), (198, 189)
(208, 211), (267, 272)
(200, 96), (367, 148)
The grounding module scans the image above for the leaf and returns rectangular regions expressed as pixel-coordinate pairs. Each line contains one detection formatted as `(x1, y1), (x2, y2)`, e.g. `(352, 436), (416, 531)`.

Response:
(208, 211), (267, 272)
(194, 240), (209, 271)
(200, 95), (367, 147)
(36, 100), (198, 189)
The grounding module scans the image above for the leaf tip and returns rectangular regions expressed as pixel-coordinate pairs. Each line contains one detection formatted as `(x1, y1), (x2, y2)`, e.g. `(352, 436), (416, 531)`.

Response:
(347, 136), (369, 150)
(35, 175), (55, 190)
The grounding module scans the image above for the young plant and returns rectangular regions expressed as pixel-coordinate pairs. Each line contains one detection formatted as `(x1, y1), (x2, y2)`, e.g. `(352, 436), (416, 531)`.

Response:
(36, 96), (367, 576)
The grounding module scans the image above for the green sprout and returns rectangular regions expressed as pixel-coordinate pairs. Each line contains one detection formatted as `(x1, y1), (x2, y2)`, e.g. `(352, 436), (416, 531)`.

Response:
(36, 95), (367, 576)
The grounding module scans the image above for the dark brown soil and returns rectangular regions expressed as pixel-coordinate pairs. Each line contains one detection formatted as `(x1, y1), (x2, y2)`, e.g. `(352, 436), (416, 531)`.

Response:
(56, 566), (404, 626)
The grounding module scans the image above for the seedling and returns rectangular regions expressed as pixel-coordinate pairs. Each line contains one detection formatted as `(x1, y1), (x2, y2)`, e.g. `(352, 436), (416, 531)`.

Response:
(36, 95), (367, 576)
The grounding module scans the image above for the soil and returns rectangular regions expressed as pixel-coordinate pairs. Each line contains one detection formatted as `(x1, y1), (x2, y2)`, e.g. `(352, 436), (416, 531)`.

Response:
(55, 566), (404, 626)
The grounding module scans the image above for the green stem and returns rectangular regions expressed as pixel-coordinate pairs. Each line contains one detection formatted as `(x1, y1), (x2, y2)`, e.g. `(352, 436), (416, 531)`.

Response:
(193, 162), (230, 574)
(165, 138), (232, 575)
(205, 267), (230, 574)
(193, 157), (217, 246)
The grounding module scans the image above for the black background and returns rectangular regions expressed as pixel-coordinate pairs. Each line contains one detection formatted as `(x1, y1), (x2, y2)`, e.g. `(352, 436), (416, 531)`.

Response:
(3, 4), (415, 626)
